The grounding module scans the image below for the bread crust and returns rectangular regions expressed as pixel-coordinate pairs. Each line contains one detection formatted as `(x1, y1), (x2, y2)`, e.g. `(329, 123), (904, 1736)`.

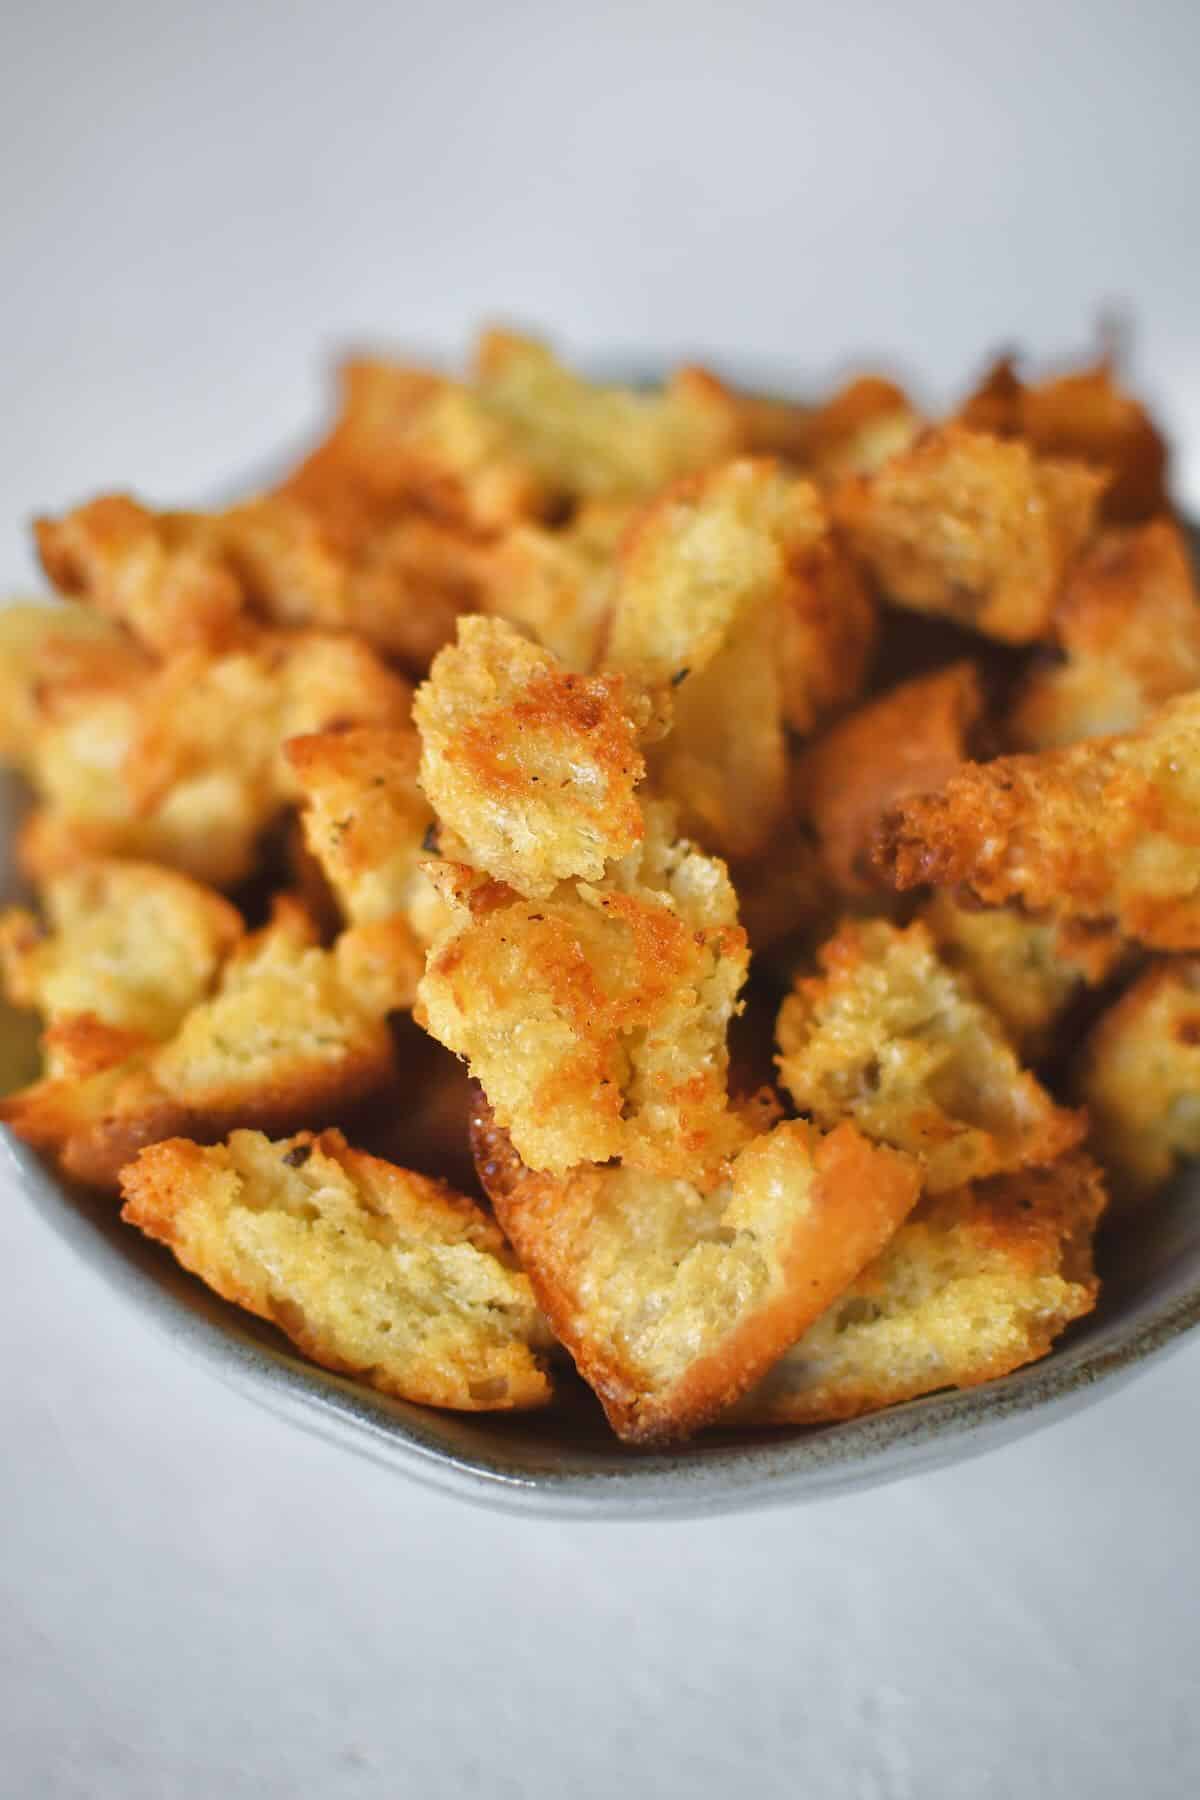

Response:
(472, 1101), (920, 1442)
(121, 1128), (554, 1411)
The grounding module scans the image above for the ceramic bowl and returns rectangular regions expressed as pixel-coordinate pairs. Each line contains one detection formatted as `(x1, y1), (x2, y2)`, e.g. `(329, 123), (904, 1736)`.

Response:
(5, 559), (1200, 1520)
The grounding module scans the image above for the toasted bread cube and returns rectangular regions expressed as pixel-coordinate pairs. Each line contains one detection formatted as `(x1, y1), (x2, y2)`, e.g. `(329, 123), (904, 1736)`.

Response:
(471, 331), (743, 505)
(36, 469), (486, 669)
(219, 497), (485, 669)
(414, 617), (648, 899)
(776, 919), (1083, 1192)
(282, 355), (447, 510)
(958, 356), (1169, 522)
(1008, 521), (1200, 749)
(923, 892), (1126, 1062)
(832, 426), (1106, 643)
(471, 1102), (920, 1443)
(1077, 959), (1200, 1202)
(0, 601), (151, 766)
(120, 1128), (553, 1411)
(798, 375), (923, 485)
(15, 629), (410, 889)
(608, 460), (865, 857)
(775, 524), (877, 735)
(730, 389), (813, 462)
(0, 861), (243, 1056)
(797, 663), (984, 897)
(370, 332), (744, 533)
(286, 724), (444, 948)
(34, 497), (244, 654)
(736, 1154), (1105, 1424)
(419, 807), (749, 1180)
(877, 691), (1200, 949)
(473, 499), (632, 671)
(1021, 365), (1169, 523)
(0, 901), (411, 1189)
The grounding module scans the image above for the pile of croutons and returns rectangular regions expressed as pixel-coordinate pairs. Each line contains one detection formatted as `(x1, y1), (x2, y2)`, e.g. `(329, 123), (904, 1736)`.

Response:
(1, 328), (1194, 1445)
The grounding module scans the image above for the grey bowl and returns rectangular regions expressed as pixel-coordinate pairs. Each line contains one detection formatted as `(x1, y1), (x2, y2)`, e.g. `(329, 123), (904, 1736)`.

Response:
(5, 512), (1200, 1520)
(5, 1124), (1199, 1519)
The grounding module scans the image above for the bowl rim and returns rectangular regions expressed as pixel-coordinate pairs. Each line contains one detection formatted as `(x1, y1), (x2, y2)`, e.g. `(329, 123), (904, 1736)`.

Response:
(7, 1130), (1200, 1520)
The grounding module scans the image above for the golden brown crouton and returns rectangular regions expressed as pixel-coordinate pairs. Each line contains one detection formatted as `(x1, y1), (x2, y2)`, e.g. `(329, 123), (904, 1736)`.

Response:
(35, 497), (245, 655)
(797, 374), (923, 485)
(219, 496), (487, 669)
(472, 498), (632, 671)
(14, 629), (411, 889)
(414, 616), (648, 899)
(776, 919), (1083, 1191)
(36, 474), (488, 670)
(832, 426), (1106, 643)
(1076, 959), (1200, 1201)
(922, 892), (1126, 1062)
(469, 329), (743, 508)
(472, 1101), (921, 1443)
(1007, 520), (1200, 749)
(0, 861), (243, 1060)
(607, 459), (872, 857)
(0, 900), (411, 1189)
(1022, 366), (1169, 522)
(120, 1128), (553, 1411)
(286, 724), (443, 948)
(360, 332), (744, 534)
(736, 1153), (1105, 1424)
(959, 356), (1169, 523)
(419, 805), (749, 1180)
(877, 692), (1200, 949)
(797, 663), (984, 897)
(730, 389), (814, 462)
(0, 600), (150, 761)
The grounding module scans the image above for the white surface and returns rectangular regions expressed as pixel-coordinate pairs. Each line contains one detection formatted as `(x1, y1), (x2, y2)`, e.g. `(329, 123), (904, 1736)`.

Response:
(3, 3), (1200, 1795)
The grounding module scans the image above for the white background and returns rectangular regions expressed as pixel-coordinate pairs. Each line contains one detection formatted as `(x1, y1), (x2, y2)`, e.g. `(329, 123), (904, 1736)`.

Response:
(3, 3), (1199, 1794)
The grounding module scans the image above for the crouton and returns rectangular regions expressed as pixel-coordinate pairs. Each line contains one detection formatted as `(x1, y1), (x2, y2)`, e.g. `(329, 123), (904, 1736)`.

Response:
(469, 329), (744, 507)
(35, 473), (488, 670)
(14, 629), (411, 889)
(219, 497), (486, 669)
(120, 1128), (553, 1410)
(286, 724), (444, 948)
(960, 356), (1169, 523)
(414, 616), (648, 898)
(1022, 366), (1169, 521)
(1076, 959), (1200, 1202)
(1007, 520), (1200, 749)
(0, 900), (410, 1189)
(923, 892), (1126, 1062)
(471, 1101), (920, 1442)
(877, 692), (1200, 949)
(797, 663), (984, 897)
(832, 425), (1106, 643)
(34, 496), (247, 655)
(776, 918), (1083, 1191)
(419, 805), (749, 1180)
(607, 459), (870, 857)
(0, 600), (149, 762)
(736, 1153), (1105, 1423)
(358, 331), (744, 534)
(0, 860), (243, 1056)
(730, 389), (814, 462)
(797, 374), (923, 485)
(473, 498), (632, 670)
